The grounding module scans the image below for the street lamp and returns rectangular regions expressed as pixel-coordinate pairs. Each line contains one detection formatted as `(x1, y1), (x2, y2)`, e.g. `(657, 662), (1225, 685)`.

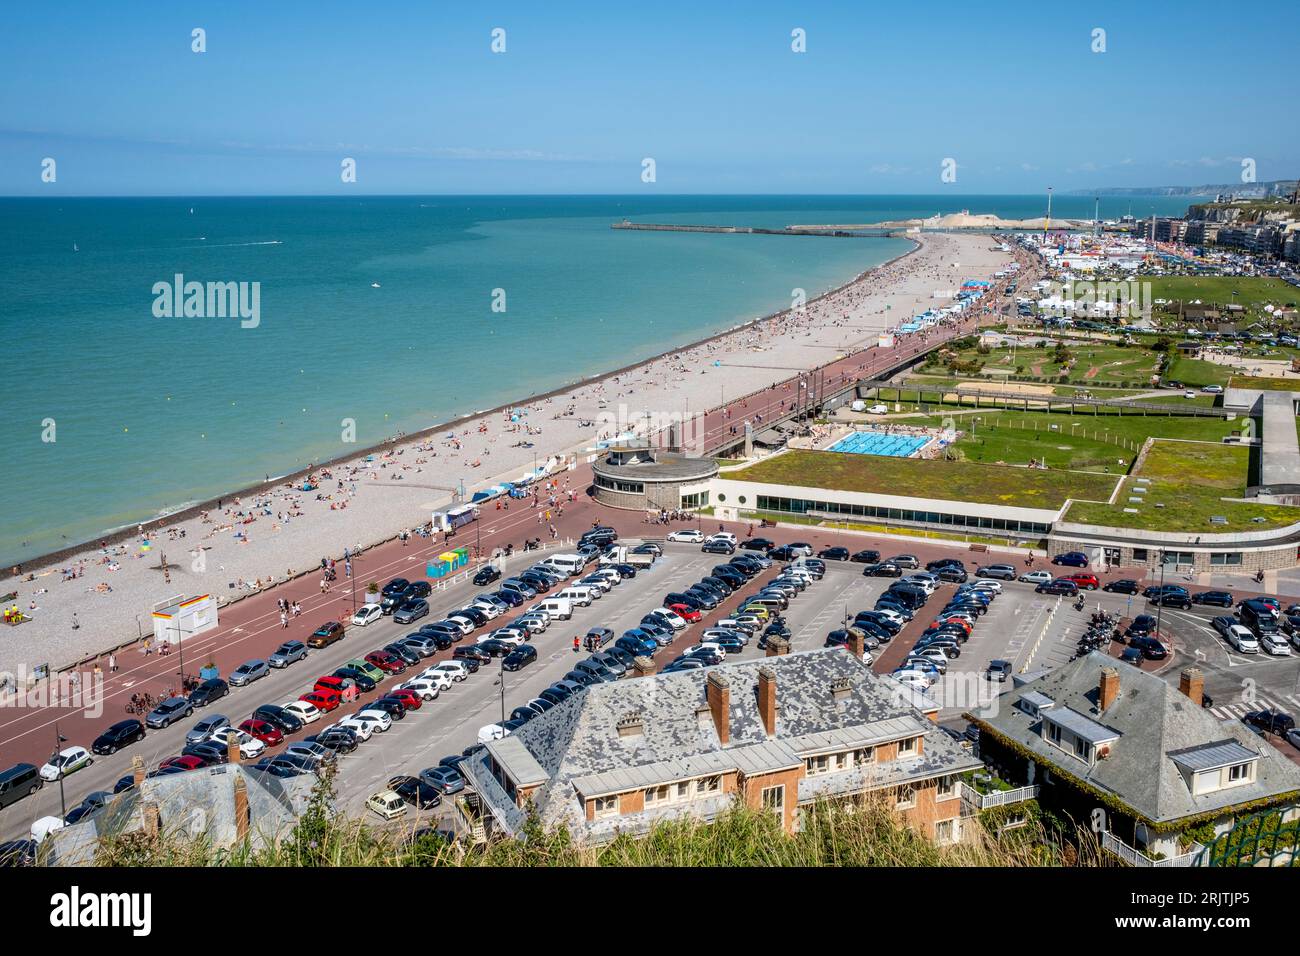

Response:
(51, 724), (68, 819)
(494, 660), (507, 725)
(1154, 548), (1168, 645)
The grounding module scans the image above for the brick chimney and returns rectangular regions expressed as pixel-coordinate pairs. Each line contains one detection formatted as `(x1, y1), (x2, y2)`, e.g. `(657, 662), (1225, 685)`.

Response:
(142, 801), (160, 838)
(757, 667), (778, 736)
(1099, 667), (1120, 712)
(706, 672), (730, 745)
(1179, 667), (1204, 707)
(765, 636), (791, 658)
(632, 655), (656, 678)
(226, 731), (241, 765)
(616, 712), (644, 738)
(233, 774), (250, 841)
(131, 755), (146, 789)
(847, 629), (865, 663)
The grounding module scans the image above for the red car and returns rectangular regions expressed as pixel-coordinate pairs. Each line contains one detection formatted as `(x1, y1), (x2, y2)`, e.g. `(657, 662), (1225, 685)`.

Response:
(1065, 573), (1100, 590)
(313, 675), (359, 703)
(365, 651), (406, 675)
(238, 719), (285, 747)
(668, 603), (702, 624)
(388, 688), (423, 710)
(300, 689), (340, 713)
(159, 755), (205, 772)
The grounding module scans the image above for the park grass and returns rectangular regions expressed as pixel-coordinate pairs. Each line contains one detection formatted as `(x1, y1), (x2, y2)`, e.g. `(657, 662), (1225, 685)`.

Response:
(724, 448), (1117, 509)
(1227, 374), (1300, 392)
(1142, 275), (1300, 312)
(935, 341), (1160, 386)
(899, 411), (1243, 472)
(1064, 440), (1299, 532)
(1167, 354), (1235, 388)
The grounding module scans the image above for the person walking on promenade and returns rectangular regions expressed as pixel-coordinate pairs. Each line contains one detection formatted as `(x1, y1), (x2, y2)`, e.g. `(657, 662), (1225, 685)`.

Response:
(280, 610), (288, 628)
(108, 653), (117, 673)
(71, 612), (79, 631)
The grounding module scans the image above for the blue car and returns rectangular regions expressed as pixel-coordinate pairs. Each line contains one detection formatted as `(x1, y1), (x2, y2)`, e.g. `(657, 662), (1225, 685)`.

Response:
(616, 634), (656, 657)
(1051, 551), (1089, 568)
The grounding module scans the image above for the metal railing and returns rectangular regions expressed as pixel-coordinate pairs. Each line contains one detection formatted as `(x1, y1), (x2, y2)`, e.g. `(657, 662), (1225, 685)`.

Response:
(1101, 831), (1204, 867)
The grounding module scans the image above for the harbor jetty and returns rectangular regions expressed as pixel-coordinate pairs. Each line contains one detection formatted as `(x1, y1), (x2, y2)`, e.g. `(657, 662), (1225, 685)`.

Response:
(612, 220), (902, 237)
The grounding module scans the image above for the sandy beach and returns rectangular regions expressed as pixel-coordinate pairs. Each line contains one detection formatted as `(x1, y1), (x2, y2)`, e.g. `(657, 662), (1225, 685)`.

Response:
(0, 232), (1011, 681)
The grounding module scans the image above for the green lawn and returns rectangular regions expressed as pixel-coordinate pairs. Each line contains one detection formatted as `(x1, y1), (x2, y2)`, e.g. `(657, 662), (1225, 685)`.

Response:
(1226, 374), (1300, 393)
(1143, 276), (1300, 312)
(724, 449), (1118, 510)
(1166, 354), (1234, 388)
(1065, 441), (1299, 532)
(927, 341), (1160, 387)
(901, 411), (1245, 472)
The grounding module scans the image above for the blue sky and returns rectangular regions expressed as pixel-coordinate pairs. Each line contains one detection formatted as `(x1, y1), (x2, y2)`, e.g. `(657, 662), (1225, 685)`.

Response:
(1, 0), (1295, 195)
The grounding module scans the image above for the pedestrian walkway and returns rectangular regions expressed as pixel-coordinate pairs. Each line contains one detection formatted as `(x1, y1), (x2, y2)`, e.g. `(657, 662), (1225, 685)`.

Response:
(1207, 692), (1300, 722)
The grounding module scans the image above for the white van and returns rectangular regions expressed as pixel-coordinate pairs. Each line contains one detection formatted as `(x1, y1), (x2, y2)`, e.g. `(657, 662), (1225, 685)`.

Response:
(540, 554), (584, 577)
(555, 586), (595, 608)
(532, 597), (574, 621)
(30, 816), (65, 844)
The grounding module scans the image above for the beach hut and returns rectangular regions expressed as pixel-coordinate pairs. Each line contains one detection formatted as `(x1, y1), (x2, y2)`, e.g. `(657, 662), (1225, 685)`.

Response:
(428, 547), (469, 579)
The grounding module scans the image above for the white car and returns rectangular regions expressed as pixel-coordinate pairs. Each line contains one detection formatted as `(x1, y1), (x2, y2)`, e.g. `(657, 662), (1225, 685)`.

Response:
(591, 567), (623, 586)
(861, 649), (875, 665)
(335, 717), (375, 741)
(1260, 632), (1292, 656)
(706, 531), (738, 546)
(30, 816), (66, 844)
(684, 642), (726, 660)
(478, 723), (510, 744)
(40, 746), (92, 781)
(965, 580), (1002, 594)
(647, 607), (687, 631)
(487, 628), (526, 646)
(445, 614), (478, 634)
(870, 608), (906, 626)
(468, 601), (503, 620)
(351, 604), (384, 627)
(209, 726), (266, 759)
(901, 576), (936, 595)
(1225, 625), (1259, 654)
(429, 661), (469, 683)
(355, 709), (394, 732)
(397, 678), (442, 700)
(416, 668), (455, 690)
(516, 613), (549, 633)
(1202, 384), (1224, 394)
(867, 403), (889, 415)
(282, 700), (321, 725)
(1020, 569), (1053, 585)
(1184, 390), (1196, 399)
(667, 529), (705, 543)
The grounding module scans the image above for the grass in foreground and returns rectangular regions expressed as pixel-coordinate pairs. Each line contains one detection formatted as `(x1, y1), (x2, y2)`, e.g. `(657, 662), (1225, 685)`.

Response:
(1167, 354), (1235, 388)
(1227, 374), (1300, 392)
(725, 449), (1118, 509)
(1065, 440), (1299, 532)
(1142, 275), (1300, 313)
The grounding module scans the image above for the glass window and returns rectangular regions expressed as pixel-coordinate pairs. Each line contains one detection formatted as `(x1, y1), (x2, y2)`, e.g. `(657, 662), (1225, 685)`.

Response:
(896, 786), (916, 810)
(695, 775), (721, 794)
(897, 736), (918, 756)
(1210, 552), (1243, 566)
(1228, 763), (1250, 781)
(761, 785), (785, 814)
(936, 776), (957, 799)
(593, 795), (618, 818)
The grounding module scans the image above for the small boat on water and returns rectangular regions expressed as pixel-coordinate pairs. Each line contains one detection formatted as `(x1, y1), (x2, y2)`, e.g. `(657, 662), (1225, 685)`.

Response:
(73, 243), (78, 252)
(371, 282), (381, 288)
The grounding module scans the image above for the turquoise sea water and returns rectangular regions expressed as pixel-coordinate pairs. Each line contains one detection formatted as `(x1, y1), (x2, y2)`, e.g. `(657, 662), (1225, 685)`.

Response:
(0, 194), (1191, 564)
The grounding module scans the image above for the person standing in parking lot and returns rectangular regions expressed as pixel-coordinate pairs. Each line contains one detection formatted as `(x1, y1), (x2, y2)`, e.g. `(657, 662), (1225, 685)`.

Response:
(573, 636), (580, 653)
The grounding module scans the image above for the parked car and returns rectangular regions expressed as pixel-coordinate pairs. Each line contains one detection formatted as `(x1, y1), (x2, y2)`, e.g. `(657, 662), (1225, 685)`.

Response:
(986, 660), (1012, 682)
(268, 640), (309, 668)
(473, 565), (502, 586)
(307, 621), (346, 649)
(367, 789), (408, 820)
(186, 714), (231, 745)
(239, 719), (285, 747)
(667, 529), (705, 543)
(1193, 590), (1234, 607)
(1150, 592), (1192, 610)
(1019, 570), (1053, 585)
(420, 765), (467, 794)
(145, 696), (193, 729)
(394, 599), (430, 625)
(229, 659), (269, 687)
(188, 679), (229, 708)
(352, 604), (384, 627)
(1035, 579), (1079, 596)
(91, 720), (145, 756)
(1065, 573), (1099, 591)
(1243, 709), (1295, 737)
(252, 705), (303, 734)
(976, 565), (1016, 581)
(1102, 579), (1139, 595)
(1051, 551), (1089, 567)
(40, 747), (92, 782)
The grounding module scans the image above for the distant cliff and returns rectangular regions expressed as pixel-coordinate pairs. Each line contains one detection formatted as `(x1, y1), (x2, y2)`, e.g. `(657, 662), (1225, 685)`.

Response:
(1068, 181), (1297, 199)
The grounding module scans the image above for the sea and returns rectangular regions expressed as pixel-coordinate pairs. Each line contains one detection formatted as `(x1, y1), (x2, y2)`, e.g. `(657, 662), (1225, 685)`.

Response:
(0, 194), (1192, 565)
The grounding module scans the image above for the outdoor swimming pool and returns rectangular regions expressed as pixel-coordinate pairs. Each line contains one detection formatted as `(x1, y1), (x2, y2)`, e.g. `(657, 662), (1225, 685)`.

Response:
(827, 430), (930, 457)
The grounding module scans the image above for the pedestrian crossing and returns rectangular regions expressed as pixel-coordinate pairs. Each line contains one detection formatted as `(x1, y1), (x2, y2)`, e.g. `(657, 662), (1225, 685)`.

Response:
(1208, 692), (1300, 722)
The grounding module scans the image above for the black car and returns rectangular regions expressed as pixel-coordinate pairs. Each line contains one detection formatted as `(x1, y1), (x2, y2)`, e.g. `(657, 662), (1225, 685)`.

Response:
(113, 774), (136, 795)
(381, 577), (411, 598)
(1102, 579), (1140, 595)
(741, 538), (775, 552)
(91, 719), (145, 755)
(702, 540), (735, 555)
(1243, 709), (1295, 737)
(818, 546), (850, 561)
(454, 607), (490, 628)
(310, 729), (359, 754)
(925, 558), (965, 573)
(418, 626), (457, 649)
(188, 678), (229, 708)
(1051, 552), (1089, 567)
(182, 741), (229, 766)
(510, 705), (539, 724)
(863, 562), (903, 578)
(383, 642), (422, 666)
(252, 704), (304, 735)
(392, 775), (443, 809)
(850, 549), (881, 564)
(936, 567), (968, 584)
(503, 644), (538, 671)
(366, 697), (408, 720)
(453, 645), (492, 665)
(768, 545), (799, 562)
(1192, 590), (1234, 608)
(712, 565), (746, 587)
(473, 565), (502, 586)
(1035, 579), (1079, 596)
(334, 666), (378, 693)
(0, 840), (36, 867)
(476, 638), (514, 658)
(1149, 592), (1192, 610)
(1127, 635), (1168, 660)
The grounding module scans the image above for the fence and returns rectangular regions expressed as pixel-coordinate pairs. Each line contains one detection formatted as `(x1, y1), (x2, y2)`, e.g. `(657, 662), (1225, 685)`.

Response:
(1101, 831), (1204, 868)
(959, 782), (1040, 811)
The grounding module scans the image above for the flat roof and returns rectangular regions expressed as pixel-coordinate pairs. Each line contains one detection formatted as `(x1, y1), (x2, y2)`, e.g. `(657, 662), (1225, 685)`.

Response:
(485, 736), (550, 788)
(1168, 740), (1260, 774)
(1044, 707), (1120, 745)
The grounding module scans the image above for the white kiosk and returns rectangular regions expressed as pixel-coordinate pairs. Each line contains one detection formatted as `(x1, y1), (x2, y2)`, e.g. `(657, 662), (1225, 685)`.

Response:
(151, 593), (218, 646)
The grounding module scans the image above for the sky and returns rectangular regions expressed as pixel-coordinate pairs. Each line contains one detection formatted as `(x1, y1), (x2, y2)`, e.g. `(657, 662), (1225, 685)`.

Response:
(1, 0), (1296, 196)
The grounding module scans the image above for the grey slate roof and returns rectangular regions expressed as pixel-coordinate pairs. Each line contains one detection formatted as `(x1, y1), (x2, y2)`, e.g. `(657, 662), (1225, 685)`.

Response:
(462, 648), (981, 839)
(44, 764), (317, 864)
(973, 652), (1300, 825)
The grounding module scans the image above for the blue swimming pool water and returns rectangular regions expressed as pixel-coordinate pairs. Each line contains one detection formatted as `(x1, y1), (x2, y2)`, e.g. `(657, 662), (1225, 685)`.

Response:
(827, 430), (930, 457)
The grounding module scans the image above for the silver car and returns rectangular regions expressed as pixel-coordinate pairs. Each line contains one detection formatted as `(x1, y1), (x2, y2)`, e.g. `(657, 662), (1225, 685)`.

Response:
(268, 640), (308, 668)
(229, 659), (269, 686)
(186, 714), (230, 745)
